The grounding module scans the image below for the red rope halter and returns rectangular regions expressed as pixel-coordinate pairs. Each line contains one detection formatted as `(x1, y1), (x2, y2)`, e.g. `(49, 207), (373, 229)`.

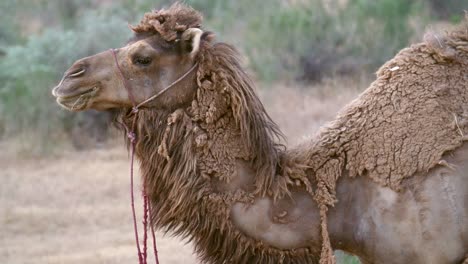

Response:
(110, 48), (198, 264)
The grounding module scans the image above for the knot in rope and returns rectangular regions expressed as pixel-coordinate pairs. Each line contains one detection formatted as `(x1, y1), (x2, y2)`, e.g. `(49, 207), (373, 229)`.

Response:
(127, 132), (137, 144)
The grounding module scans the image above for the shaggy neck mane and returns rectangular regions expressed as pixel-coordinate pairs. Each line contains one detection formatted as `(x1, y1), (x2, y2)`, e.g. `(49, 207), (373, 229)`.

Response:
(116, 35), (315, 262)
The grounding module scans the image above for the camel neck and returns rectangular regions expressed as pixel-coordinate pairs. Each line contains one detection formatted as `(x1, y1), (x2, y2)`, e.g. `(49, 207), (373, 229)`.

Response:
(132, 105), (323, 262)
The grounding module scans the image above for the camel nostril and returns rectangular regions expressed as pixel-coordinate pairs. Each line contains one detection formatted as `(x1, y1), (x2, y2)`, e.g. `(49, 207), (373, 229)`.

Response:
(68, 67), (86, 78)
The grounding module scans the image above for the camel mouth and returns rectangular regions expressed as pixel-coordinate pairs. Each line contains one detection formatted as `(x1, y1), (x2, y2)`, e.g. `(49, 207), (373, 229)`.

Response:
(55, 86), (100, 111)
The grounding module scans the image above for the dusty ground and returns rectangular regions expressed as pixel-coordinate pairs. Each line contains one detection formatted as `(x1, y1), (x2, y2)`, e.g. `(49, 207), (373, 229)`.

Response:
(0, 82), (363, 264)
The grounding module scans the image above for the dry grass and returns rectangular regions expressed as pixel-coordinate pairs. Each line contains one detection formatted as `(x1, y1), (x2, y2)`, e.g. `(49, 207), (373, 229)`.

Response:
(261, 77), (365, 142)
(0, 79), (365, 263)
(1, 146), (195, 264)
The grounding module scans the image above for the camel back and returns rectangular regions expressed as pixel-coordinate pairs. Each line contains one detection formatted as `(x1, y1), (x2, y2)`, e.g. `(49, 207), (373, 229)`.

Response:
(288, 19), (468, 210)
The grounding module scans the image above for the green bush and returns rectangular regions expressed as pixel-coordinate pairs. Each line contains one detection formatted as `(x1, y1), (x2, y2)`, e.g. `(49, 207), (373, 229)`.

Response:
(179, 0), (430, 81)
(0, 1), (25, 48)
(428, 0), (466, 22)
(336, 250), (361, 264)
(0, 8), (131, 151)
(347, 0), (429, 67)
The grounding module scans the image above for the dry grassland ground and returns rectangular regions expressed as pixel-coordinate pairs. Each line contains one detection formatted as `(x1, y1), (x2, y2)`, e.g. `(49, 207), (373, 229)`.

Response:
(1, 80), (364, 264)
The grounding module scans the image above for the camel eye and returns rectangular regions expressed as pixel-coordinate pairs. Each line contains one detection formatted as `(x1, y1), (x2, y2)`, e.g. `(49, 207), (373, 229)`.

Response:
(133, 56), (152, 66)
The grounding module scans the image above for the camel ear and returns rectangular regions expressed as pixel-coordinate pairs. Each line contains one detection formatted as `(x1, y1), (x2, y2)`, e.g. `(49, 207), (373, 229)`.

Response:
(181, 28), (203, 57)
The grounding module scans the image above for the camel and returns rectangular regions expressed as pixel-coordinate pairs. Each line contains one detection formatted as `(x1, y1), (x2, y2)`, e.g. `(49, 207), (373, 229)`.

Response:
(52, 4), (468, 264)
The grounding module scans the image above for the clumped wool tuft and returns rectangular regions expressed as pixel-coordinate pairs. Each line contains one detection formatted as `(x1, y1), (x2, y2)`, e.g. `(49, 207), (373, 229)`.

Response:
(121, 4), (468, 264)
(131, 3), (202, 42)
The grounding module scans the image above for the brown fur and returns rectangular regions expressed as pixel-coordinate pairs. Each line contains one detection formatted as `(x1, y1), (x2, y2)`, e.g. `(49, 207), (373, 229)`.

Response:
(131, 3), (203, 42)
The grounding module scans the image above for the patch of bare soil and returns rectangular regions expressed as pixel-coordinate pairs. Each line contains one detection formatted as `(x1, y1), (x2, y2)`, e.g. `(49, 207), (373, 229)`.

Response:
(0, 146), (196, 264)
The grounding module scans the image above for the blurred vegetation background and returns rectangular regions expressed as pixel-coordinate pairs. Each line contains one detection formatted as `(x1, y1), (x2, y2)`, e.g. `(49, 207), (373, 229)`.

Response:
(0, 0), (465, 154)
(0, 1), (465, 263)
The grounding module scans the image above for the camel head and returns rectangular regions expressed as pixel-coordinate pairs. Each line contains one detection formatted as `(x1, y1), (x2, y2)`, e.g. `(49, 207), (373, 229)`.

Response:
(52, 26), (203, 111)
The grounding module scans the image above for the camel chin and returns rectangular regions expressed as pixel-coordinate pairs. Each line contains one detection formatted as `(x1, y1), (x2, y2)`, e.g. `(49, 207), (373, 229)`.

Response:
(55, 86), (99, 111)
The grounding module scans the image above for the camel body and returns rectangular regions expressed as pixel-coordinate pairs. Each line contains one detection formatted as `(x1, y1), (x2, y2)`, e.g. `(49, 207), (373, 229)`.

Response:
(231, 145), (468, 263)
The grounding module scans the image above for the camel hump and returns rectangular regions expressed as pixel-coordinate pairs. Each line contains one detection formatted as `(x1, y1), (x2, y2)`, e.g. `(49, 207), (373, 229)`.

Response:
(423, 15), (468, 62)
(423, 31), (458, 60)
